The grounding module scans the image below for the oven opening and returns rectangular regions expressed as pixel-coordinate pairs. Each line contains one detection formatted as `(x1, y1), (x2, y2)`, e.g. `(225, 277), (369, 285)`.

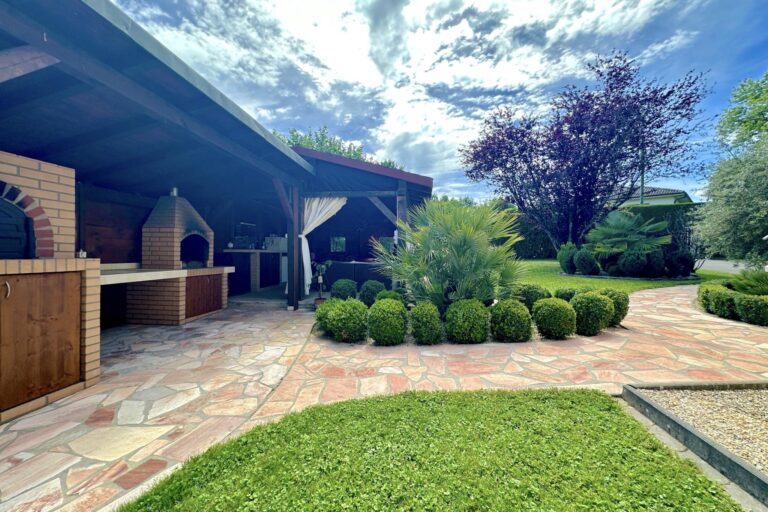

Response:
(180, 234), (208, 269)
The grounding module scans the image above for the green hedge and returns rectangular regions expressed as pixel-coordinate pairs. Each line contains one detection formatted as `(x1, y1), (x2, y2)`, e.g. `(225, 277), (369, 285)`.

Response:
(359, 280), (386, 307)
(445, 299), (489, 344)
(699, 283), (768, 325)
(368, 299), (407, 346)
(570, 292), (614, 336)
(734, 294), (768, 326)
(532, 298), (576, 340)
(331, 279), (358, 300)
(327, 299), (368, 342)
(490, 299), (532, 342)
(410, 301), (443, 345)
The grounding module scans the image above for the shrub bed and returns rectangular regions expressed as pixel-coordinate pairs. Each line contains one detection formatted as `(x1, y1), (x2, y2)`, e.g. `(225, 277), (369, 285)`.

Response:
(595, 288), (630, 326)
(490, 299), (532, 342)
(359, 280), (386, 307)
(410, 301), (443, 345)
(445, 299), (489, 344)
(368, 299), (407, 346)
(570, 292), (614, 336)
(331, 279), (358, 300)
(698, 280), (768, 326)
(327, 299), (368, 342)
(532, 298), (576, 340)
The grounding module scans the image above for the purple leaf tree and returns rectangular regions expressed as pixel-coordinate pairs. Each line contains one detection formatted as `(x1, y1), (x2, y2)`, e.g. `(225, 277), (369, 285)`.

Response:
(461, 52), (707, 250)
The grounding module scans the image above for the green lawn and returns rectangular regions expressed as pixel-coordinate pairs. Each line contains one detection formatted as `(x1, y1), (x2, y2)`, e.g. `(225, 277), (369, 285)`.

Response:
(520, 259), (731, 294)
(123, 390), (739, 511)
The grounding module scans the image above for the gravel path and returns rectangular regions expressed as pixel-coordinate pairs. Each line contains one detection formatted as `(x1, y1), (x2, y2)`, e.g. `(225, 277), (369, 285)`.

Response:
(643, 388), (768, 473)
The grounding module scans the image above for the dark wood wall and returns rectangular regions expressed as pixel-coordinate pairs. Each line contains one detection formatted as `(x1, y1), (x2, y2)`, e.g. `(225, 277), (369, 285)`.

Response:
(79, 185), (155, 263)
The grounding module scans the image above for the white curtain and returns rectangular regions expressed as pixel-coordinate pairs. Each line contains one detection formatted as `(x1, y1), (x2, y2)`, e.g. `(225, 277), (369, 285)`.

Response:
(301, 197), (347, 294)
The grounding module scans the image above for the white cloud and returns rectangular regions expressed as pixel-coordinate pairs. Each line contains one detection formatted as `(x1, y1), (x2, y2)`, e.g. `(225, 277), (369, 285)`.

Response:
(113, 0), (700, 200)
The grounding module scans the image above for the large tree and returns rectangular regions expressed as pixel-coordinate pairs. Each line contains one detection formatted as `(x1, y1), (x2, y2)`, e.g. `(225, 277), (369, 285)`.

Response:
(695, 138), (768, 265)
(274, 126), (403, 170)
(461, 52), (707, 249)
(718, 70), (768, 149)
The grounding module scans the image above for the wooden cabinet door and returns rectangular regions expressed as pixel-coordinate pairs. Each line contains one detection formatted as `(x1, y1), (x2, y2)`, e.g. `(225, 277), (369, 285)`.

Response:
(185, 274), (222, 319)
(0, 272), (81, 411)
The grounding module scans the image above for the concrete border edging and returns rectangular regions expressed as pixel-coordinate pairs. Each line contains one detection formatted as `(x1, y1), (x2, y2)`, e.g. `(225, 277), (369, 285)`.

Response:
(622, 382), (768, 507)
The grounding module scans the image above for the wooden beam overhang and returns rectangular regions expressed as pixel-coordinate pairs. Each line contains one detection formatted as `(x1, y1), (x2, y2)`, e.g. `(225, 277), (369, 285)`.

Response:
(272, 178), (292, 219)
(304, 190), (397, 198)
(0, 3), (302, 184)
(0, 44), (59, 84)
(368, 196), (397, 225)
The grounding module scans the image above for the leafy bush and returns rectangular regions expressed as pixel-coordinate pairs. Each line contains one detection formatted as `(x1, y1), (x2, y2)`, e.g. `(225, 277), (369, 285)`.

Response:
(645, 250), (666, 277)
(585, 210), (671, 256)
(368, 299), (407, 346)
(618, 251), (647, 277)
(553, 286), (595, 302)
(557, 243), (578, 274)
(515, 283), (552, 311)
(665, 250), (694, 277)
(606, 264), (622, 277)
(595, 288), (630, 326)
(698, 283), (727, 312)
(734, 294), (768, 326)
(532, 298), (576, 340)
(514, 214), (557, 259)
(570, 292), (615, 336)
(490, 299), (532, 342)
(327, 299), (368, 342)
(315, 298), (342, 335)
(331, 279), (358, 300)
(574, 248), (600, 275)
(376, 289), (405, 305)
(731, 270), (768, 296)
(706, 287), (738, 319)
(411, 301), (443, 345)
(359, 280), (386, 307)
(445, 299), (489, 344)
(372, 200), (524, 313)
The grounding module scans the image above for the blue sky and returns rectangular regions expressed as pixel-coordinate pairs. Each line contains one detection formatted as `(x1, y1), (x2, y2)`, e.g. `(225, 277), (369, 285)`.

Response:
(114, 0), (767, 200)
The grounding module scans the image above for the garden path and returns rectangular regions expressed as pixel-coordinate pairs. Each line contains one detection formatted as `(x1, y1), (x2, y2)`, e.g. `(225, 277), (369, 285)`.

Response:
(1, 286), (767, 511)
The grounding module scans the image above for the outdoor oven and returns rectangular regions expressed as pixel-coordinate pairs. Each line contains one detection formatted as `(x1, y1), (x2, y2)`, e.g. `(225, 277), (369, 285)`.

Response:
(142, 189), (214, 270)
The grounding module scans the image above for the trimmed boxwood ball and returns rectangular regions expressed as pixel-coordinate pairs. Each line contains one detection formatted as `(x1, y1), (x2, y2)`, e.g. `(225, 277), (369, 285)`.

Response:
(359, 280), (386, 307)
(490, 299), (532, 342)
(645, 250), (666, 277)
(570, 292), (614, 336)
(666, 250), (695, 277)
(445, 299), (489, 344)
(595, 288), (629, 326)
(410, 301), (443, 345)
(618, 251), (647, 277)
(554, 286), (595, 302)
(376, 289), (405, 305)
(574, 248), (600, 275)
(557, 243), (578, 274)
(515, 283), (552, 311)
(734, 294), (768, 326)
(368, 298), (407, 346)
(327, 299), (368, 343)
(532, 298), (576, 340)
(315, 298), (342, 335)
(331, 279), (358, 300)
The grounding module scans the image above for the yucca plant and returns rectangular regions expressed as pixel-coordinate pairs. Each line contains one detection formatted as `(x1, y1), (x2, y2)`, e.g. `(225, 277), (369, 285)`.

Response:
(585, 211), (672, 256)
(371, 200), (525, 313)
(731, 269), (768, 296)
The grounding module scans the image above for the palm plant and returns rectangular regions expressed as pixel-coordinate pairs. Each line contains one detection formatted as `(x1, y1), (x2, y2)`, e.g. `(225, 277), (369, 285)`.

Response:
(585, 211), (671, 256)
(371, 200), (525, 313)
(731, 269), (768, 296)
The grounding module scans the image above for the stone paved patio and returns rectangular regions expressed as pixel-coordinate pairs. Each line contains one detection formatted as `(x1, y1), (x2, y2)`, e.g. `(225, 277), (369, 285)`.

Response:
(1, 286), (767, 511)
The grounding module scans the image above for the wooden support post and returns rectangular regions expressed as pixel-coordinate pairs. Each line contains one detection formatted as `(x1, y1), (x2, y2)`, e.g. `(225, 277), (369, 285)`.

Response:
(286, 185), (301, 310)
(396, 180), (408, 226)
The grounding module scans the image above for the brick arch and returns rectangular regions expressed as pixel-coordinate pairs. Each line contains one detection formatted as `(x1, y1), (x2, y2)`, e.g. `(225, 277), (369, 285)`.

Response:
(0, 182), (55, 258)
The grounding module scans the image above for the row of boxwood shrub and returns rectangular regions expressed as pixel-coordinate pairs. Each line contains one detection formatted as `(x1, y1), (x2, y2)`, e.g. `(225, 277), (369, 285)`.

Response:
(331, 278), (407, 307)
(317, 282), (629, 344)
(698, 282), (768, 326)
(557, 243), (695, 279)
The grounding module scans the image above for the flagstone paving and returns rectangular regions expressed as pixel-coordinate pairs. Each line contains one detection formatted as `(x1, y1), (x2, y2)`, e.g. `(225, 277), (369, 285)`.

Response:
(1, 286), (767, 511)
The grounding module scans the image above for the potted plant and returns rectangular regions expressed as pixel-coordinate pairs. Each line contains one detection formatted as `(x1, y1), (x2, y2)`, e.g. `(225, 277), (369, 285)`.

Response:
(314, 260), (332, 307)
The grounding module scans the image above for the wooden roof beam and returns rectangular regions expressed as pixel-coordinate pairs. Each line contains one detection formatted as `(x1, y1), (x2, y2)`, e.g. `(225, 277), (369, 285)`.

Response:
(0, 44), (58, 84)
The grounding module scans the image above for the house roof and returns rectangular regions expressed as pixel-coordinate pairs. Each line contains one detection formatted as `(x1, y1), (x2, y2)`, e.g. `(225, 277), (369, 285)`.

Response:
(0, 0), (313, 201)
(292, 147), (433, 189)
(626, 187), (691, 200)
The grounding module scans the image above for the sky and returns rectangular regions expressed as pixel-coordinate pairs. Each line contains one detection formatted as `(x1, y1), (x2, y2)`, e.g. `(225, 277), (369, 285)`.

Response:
(113, 0), (768, 200)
